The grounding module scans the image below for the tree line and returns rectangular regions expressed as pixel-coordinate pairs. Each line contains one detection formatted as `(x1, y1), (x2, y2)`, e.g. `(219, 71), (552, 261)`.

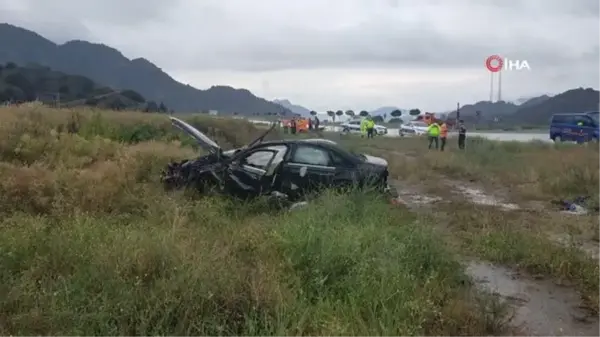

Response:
(0, 62), (170, 113)
(306, 108), (423, 123)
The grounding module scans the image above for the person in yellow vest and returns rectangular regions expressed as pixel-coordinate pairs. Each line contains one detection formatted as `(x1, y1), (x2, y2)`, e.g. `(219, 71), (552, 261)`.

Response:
(360, 118), (368, 138)
(365, 117), (376, 138)
(427, 120), (441, 149)
(440, 121), (449, 151)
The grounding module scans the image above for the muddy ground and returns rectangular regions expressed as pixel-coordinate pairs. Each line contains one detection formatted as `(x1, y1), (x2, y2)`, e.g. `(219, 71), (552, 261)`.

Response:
(391, 178), (599, 336)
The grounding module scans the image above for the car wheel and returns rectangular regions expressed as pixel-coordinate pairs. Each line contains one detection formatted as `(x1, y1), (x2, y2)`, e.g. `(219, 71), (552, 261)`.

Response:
(553, 136), (562, 143)
(342, 127), (350, 133)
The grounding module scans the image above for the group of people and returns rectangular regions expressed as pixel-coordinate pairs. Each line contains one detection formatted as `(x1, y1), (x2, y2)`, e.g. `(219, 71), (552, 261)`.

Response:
(425, 120), (467, 151)
(282, 116), (320, 134)
(359, 117), (376, 138)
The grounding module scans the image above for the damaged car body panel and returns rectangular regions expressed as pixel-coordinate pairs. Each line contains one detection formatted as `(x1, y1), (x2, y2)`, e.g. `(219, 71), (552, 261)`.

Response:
(162, 117), (395, 202)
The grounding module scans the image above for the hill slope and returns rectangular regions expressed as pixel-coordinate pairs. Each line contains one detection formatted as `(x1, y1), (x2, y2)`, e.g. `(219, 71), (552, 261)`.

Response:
(0, 62), (166, 111)
(506, 88), (599, 125)
(0, 23), (291, 115)
(273, 99), (312, 117)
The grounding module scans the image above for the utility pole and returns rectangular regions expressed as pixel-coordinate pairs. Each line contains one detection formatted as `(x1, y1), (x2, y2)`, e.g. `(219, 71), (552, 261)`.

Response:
(456, 102), (460, 124)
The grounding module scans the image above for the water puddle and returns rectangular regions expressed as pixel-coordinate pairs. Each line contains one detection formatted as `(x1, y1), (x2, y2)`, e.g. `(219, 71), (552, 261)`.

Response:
(466, 261), (599, 336)
(392, 182), (444, 209)
(453, 185), (520, 211)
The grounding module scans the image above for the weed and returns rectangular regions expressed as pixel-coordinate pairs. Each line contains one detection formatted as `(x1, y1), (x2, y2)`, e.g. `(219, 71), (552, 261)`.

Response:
(0, 106), (506, 335)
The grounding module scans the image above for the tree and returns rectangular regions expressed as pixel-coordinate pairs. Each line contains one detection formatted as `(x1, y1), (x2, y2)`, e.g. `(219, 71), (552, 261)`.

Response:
(59, 85), (70, 94)
(335, 110), (343, 116)
(345, 110), (354, 117)
(5, 62), (17, 70)
(327, 110), (335, 122)
(310, 110), (317, 116)
(5, 73), (36, 101)
(159, 102), (167, 113)
(409, 109), (421, 116)
(145, 101), (159, 112)
(390, 109), (402, 117)
(85, 97), (99, 106)
(108, 98), (127, 110)
(359, 110), (369, 117)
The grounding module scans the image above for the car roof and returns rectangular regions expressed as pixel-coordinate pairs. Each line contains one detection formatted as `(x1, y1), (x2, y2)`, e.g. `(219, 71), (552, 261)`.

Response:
(553, 112), (599, 116)
(257, 138), (339, 147)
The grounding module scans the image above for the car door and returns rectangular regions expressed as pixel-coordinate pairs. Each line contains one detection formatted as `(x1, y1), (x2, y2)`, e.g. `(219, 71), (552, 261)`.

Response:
(226, 145), (289, 197)
(280, 144), (339, 198)
(577, 116), (595, 142)
(559, 115), (576, 141)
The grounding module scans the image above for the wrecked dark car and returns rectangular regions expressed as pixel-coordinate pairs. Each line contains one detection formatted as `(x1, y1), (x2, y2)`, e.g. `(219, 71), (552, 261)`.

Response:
(161, 117), (397, 203)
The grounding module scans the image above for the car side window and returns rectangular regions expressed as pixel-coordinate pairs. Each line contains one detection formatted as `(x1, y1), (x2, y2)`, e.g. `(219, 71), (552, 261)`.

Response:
(265, 145), (288, 165)
(329, 150), (352, 167)
(291, 145), (331, 166)
(242, 150), (276, 170)
(578, 117), (593, 127)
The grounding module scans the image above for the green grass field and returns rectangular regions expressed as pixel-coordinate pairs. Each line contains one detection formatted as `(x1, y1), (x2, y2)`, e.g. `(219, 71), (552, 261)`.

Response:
(0, 105), (596, 335)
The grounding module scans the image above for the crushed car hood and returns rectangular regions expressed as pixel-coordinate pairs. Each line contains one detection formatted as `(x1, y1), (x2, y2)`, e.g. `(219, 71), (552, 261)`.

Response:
(170, 117), (221, 154)
(169, 116), (276, 158)
(363, 154), (388, 167)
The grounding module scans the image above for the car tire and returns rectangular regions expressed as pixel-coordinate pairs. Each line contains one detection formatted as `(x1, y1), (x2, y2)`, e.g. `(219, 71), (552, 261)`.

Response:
(553, 136), (562, 143)
(342, 127), (350, 133)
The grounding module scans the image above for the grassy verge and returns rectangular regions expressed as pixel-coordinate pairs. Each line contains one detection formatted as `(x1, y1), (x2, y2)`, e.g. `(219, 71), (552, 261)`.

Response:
(328, 134), (599, 313)
(0, 106), (507, 335)
(337, 134), (599, 205)
(422, 202), (599, 313)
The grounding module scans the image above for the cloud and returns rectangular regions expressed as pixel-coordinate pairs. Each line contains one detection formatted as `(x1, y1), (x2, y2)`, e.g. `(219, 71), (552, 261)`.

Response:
(0, 0), (597, 111)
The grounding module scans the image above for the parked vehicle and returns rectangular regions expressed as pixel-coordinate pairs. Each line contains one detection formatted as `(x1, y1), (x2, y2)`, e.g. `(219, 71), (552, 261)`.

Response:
(340, 120), (388, 135)
(549, 111), (599, 143)
(162, 117), (397, 204)
(399, 121), (429, 136)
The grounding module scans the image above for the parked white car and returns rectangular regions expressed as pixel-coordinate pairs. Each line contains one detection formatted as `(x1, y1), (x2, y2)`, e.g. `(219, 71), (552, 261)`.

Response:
(340, 120), (388, 135)
(399, 121), (429, 136)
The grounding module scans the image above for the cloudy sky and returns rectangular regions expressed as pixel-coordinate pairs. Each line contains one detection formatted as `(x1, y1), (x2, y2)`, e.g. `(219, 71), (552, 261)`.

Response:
(1, 0), (598, 112)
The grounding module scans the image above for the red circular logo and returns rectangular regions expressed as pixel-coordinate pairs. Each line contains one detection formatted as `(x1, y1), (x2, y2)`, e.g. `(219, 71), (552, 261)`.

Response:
(485, 55), (503, 72)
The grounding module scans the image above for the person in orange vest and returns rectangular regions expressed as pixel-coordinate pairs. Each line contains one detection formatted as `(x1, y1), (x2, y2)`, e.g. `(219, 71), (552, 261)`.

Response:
(440, 121), (449, 151)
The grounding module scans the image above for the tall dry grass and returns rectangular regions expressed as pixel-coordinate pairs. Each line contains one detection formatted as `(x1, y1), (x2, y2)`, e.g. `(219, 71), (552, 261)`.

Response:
(0, 106), (507, 335)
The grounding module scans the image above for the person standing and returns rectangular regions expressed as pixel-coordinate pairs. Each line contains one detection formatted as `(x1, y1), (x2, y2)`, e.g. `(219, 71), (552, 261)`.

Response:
(366, 117), (376, 138)
(427, 121), (441, 149)
(308, 117), (313, 131)
(314, 115), (320, 132)
(290, 118), (297, 135)
(360, 118), (368, 138)
(457, 120), (467, 150)
(440, 121), (448, 151)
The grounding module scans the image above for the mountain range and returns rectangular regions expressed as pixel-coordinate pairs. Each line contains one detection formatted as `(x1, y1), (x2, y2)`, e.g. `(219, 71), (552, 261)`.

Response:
(0, 23), (291, 116)
(272, 99), (312, 117)
(0, 62), (169, 111)
(0, 23), (598, 124)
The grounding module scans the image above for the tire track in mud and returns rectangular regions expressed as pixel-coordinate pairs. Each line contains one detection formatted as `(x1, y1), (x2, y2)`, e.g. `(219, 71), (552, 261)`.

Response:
(390, 178), (599, 336)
